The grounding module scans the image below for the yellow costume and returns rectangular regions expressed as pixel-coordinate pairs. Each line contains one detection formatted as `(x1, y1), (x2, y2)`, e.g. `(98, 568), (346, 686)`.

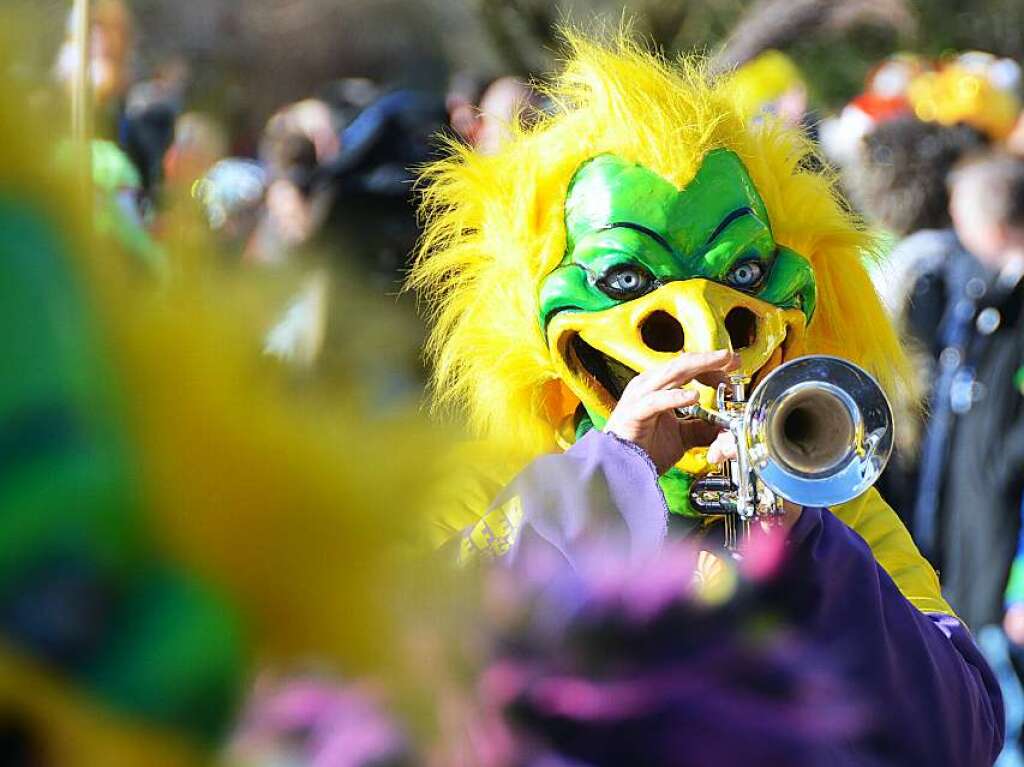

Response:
(410, 36), (951, 616)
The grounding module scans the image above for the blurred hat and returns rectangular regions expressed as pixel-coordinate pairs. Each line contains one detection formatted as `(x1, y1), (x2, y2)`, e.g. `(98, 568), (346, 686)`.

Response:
(820, 53), (932, 166)
(192, 159), (267, 230)
(723, 50), (805, 121)
(850, 53), (930, 123)
(908, 51), (1022, 140)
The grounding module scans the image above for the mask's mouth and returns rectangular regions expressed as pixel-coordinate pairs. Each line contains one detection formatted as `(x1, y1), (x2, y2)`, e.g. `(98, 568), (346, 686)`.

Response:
(568, 334), (639, 404)
(561, 305), (794, 415)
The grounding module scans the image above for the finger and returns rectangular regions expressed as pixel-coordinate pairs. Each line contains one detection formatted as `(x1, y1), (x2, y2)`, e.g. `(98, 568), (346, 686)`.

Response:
(646, 349), (739, 390)
(631, 388), (700, 421)
(706, 431), (738, 465)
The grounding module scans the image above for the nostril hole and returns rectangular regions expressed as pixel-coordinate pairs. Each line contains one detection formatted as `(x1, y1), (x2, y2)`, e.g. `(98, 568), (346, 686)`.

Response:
(640, 311), (686, 353)
(725, 307), (758, 350)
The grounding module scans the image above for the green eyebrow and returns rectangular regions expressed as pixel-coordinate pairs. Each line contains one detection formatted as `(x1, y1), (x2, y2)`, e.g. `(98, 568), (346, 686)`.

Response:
(599, 222), (676, 257)
(705, 206), (757, 246)
(594, 208), (762, 264)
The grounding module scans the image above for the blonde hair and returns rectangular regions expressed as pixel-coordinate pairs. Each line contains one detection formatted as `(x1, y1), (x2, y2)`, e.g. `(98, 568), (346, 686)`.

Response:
(409, 34), (912, 459)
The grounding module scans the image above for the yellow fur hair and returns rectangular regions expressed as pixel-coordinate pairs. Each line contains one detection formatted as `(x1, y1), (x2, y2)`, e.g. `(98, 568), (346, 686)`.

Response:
(0, 23), (452, 760)
(409, 35), (913, 460)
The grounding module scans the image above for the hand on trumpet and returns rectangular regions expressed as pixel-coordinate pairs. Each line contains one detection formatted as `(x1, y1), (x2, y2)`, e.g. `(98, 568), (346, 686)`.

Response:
(603, 349), (738, 475)
(603, 348), (802, 530)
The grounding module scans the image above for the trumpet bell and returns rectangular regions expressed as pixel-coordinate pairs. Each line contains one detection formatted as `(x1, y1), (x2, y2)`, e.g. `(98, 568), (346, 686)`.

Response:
(743, 356), (894, 508)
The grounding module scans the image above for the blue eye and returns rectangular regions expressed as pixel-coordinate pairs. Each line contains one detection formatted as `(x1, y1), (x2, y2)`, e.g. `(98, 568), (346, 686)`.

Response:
(598, 264), (654, 300)
(725, 260), (765, 291)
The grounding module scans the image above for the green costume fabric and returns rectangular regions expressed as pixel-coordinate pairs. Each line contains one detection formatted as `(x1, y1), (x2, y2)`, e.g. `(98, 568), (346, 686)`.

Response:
(0, 195), (242, 744)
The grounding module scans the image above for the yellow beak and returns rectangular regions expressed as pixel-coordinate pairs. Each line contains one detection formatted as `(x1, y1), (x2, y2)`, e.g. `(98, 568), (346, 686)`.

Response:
(547, 279), (806, 471)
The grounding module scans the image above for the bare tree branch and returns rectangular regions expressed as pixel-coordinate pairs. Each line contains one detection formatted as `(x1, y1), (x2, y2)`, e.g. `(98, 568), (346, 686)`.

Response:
(712, 0), (916, 74)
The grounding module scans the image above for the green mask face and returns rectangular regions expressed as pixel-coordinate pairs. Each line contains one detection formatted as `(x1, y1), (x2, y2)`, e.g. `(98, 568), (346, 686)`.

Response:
(538, 149), (817, 516)
(540, 149), (815, 326)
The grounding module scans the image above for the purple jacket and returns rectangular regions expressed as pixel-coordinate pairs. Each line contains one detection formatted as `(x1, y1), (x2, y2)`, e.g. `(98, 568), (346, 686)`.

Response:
(478, 429), (1004, 767)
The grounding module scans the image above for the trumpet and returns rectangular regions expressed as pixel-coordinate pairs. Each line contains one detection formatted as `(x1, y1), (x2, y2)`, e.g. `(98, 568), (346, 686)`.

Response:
(677, 355), (893, 548)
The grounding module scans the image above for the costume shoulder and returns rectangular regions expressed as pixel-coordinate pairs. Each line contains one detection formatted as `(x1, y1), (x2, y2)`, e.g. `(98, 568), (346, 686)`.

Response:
(832, 486), (954, 615)
(421, 440), (529, 550)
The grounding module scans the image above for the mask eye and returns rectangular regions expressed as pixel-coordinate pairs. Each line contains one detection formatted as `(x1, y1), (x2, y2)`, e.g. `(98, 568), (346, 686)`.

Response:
(597, 264), (654, 300)
(724, 260), (765, 291)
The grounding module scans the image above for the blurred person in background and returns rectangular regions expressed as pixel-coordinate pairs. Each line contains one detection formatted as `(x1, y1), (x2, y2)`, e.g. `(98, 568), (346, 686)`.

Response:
(313, 85), (447, 280)
(245, 99), (335, 266)
(843, 117), (988, 501)
(831, 51), (1019, 321)
(245, 88), (437, 400)
(164, 112), (229, 190)
(51, 0), (178, 209)
(253, 87), (445, 277)
(119, 60), (189, 205)
(50, 0), (184, 276)
(192, 158), (268, 257)
(848, 118), (989, 319)
(899, 152), (1024, 765)
(886, 51), (1022, 315)
(447, 74), (545, 155)
(908, 152), (1024, 599)
(262, 98), (341, 178)
(839, 81), (999, 530)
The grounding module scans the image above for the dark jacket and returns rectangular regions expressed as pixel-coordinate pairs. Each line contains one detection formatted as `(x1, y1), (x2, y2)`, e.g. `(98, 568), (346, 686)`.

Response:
(897, 231), (1024, 630)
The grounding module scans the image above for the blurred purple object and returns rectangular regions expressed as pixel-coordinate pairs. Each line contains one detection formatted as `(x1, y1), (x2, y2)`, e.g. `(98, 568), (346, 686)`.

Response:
(476, 539), (878, 767)
(229, 674), (411, 767)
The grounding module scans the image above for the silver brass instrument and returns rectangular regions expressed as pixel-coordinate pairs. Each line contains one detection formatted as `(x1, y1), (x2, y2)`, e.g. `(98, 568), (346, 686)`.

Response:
(678, 355), (893, 548)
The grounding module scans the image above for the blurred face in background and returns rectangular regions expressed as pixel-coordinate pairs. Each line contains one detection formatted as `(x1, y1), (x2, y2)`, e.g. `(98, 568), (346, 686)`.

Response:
(446, 76), (541, 155)
(262, 99), (340, 171)
(950, 157), (1024, 271)
(446, 74), (484, 146)
(1008, 113), (1024, 158)
(474, 76), (540, 154)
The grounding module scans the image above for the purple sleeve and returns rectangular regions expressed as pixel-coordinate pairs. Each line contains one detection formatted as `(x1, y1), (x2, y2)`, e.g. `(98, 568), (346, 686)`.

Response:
(495, 431), (1004, 766)
(787, 507), (1004, 767)
(501, 429), (669, 570)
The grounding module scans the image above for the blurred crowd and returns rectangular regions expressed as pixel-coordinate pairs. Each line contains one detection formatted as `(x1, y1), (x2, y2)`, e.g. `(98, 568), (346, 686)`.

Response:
(47, 0), (551, 410)
(10, 0), (1024, 764)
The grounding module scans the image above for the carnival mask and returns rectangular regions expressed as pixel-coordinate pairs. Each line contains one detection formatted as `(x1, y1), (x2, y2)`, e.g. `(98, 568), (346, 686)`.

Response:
(539, 149), (816, 514)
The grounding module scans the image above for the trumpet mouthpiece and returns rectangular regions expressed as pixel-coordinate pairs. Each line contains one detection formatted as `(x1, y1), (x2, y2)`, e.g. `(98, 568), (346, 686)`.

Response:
(675, 404), (732, 430)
